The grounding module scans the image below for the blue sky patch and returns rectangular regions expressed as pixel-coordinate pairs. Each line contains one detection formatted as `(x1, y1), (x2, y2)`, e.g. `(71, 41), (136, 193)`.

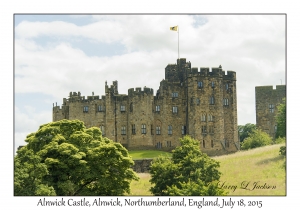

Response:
(14, 14), (94, 27)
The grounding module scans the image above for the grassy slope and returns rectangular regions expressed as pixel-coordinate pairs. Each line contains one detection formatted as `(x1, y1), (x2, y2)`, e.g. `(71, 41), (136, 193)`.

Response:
(128, 143), (286, 196)
(214, 143), (286, 195)
(129, 150), (171, 160)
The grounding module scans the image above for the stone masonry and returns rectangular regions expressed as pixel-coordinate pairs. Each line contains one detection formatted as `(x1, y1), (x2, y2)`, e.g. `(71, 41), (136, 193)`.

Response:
(53, 58), (239, 155)
(255, 85), (286, 139)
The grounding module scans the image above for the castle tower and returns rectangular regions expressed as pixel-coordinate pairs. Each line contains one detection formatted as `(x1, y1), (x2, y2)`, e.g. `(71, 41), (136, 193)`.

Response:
(255, 85), (286, 139)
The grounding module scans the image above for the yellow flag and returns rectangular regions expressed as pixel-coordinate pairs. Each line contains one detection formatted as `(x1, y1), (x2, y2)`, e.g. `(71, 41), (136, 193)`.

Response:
(170, 26), (178, 31)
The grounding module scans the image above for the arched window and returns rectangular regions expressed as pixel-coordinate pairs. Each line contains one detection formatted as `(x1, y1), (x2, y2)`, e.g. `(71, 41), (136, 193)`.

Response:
(208, 114), (213, 122)
(201, 114), (206, 122)
(100, 125), (105, 135)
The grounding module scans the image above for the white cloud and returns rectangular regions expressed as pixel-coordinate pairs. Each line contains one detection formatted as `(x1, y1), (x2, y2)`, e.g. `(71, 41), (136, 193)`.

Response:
(15, 106), (52, 151)
(14, 14), (286, 150)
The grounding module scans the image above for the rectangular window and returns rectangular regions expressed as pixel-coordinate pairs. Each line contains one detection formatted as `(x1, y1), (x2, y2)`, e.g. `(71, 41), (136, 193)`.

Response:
(182, 125), (186, 135)
(155, 105), (160, 112)
(209, 96), (215, 105)
(120, 105), (126, 112)
(198, 81), (203, 88)
(201, 126), (207, 133)
(121, 126), (126, 135)
(209, 126), (214, 133)
(211, 81), (215, 88)
(151, 124), (154, 135)
(141, 124), (146, 134)
(225, 83), (229, 90)
(156, 126), (161, 135)
(167, 141), (172, 147)
(269, 104), (275, 113)
(98, 105), (105, 112)
(132, 124), (136, 135)
(196, 98), (200, 105)
(83, 106), (89, 112)
(211, 140), (214, 148)
(225, 139), (229, 147)
(168, 125), (172, 135)
(100, 125), (105, 135)
(172, 106), (178, 113)
(223, 98), (229, 106)
(130, 103), (133, 112)
(172, 92), (178, 98)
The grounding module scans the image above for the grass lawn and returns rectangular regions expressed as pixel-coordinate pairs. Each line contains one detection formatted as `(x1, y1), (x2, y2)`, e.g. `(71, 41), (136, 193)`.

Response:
(128, 143), (286, 196)
(214, 143), (286, 196)
(128, 150), (171, 160)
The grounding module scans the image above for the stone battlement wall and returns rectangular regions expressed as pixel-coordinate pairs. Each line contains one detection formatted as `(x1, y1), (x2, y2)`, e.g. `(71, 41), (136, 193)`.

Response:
(128, 87), (154, 96)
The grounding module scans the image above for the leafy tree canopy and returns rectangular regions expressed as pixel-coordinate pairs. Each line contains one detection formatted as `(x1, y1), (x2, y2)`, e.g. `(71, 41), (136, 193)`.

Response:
(238, 123), (256, 142)
(149, 136), (227, 196)
(276, 98), (286, 138)
(241, 129), (272, 150)
(14, 119), (138, 196)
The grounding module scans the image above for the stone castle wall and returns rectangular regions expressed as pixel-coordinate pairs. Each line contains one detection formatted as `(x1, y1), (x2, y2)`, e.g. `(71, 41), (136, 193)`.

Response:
(53, 58), (239, 155)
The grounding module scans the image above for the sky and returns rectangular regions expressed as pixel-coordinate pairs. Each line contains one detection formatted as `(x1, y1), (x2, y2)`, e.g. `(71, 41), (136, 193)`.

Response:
(14, 14), (286, 152)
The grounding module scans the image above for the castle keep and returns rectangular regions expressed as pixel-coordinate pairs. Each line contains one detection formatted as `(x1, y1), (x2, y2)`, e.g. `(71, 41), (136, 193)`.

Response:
(255, 85), (286, 139)
(53, 58), (239, 155)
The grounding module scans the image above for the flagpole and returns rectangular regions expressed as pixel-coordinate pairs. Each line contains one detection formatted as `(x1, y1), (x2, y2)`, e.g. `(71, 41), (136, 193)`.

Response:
(178, 25), (179, 60)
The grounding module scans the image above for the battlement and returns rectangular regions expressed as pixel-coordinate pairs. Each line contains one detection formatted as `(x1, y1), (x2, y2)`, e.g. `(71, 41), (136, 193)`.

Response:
(65, 91), (105, 104)
(223, 70), (236, 80)
(69, 91), (81, 98)
(186, 66), (236, 79)
(255, 85), (286, 92)
(128, 87), (154, 96)
(275, 85), (286, 91)
(105, 80), (119, 95)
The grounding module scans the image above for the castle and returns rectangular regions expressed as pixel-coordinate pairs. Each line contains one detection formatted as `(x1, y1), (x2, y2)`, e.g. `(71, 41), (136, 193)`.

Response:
(53, 58), (239, 155)
(255, 85), (286, 139)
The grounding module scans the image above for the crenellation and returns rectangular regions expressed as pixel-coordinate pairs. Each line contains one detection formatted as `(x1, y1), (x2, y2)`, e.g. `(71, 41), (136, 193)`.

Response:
(53, 58), (239, 155)
(200, 67), (209, 76)
(224, 71), (236, 80)
(211, 68), (222, 76)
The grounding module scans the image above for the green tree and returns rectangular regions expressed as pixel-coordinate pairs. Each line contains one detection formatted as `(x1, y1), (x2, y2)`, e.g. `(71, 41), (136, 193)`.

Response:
(241, 129), (272, 150)
(14, 119), (138, 196)
(14, 150), (56, 196)
(238, 123), (256, 142)
(149, 136), (227, 196)
(276, 98), (286, 138)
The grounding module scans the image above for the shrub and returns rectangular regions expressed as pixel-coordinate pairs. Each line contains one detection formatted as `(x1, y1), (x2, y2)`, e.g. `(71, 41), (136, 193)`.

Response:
(149, 136), (227, 196)
(275, 137), (286, 144)
(241, 129), (272, 150)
